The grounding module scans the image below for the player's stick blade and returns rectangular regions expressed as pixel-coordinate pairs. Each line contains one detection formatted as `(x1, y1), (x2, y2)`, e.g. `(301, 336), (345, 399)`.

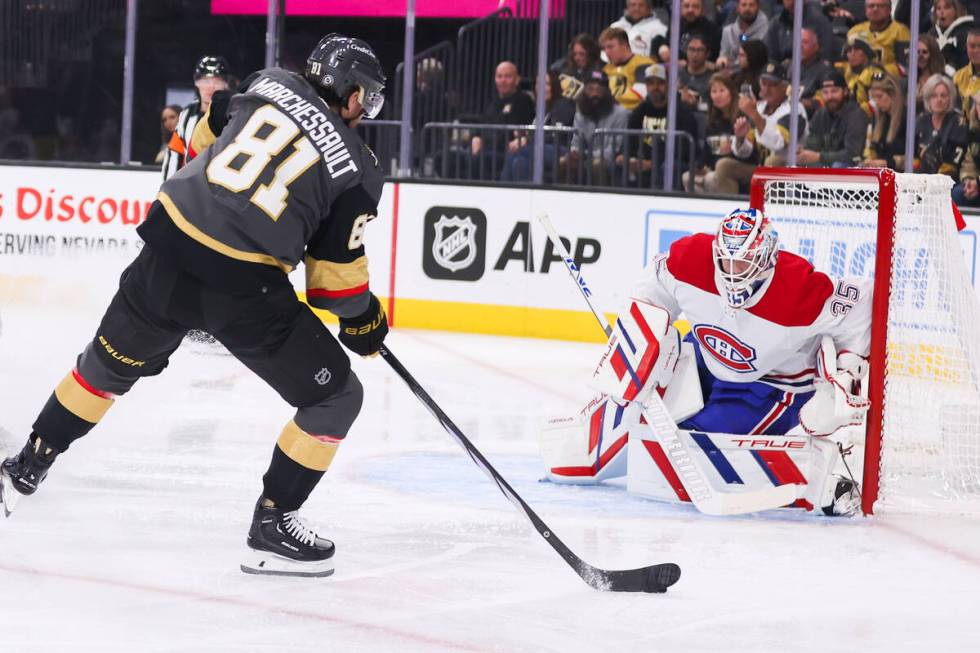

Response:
(240, 550), (335, 578)
(583, 562), (681, 593)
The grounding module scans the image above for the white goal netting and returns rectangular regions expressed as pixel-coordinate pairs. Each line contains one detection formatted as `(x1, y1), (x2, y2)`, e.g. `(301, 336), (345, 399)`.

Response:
(759, 171), (980, 515)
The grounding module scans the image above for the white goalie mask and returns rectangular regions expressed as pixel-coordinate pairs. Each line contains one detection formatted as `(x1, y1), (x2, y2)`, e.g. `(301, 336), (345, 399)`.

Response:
(712, 208), (779, 308)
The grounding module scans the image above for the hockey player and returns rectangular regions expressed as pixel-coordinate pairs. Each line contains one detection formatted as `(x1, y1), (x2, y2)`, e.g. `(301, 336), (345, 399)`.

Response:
(161, 55), (231, 181)
(544, 208), (871, 515)
(0, 34), (389, 577)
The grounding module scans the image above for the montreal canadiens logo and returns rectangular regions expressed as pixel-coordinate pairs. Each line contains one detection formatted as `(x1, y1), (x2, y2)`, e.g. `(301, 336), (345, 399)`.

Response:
(692, 324), (757, 373)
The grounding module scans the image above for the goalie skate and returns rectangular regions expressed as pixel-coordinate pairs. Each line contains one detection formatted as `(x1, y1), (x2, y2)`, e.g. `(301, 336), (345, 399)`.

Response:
(240, 497), (335, 578)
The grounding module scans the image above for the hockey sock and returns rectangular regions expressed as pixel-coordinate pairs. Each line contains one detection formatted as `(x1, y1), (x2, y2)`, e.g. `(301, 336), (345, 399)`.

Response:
(31, 369), (115, 453)
(261, 420), (343, 511)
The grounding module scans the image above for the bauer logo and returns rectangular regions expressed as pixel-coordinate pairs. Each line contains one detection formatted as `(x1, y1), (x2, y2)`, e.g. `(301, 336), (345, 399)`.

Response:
(423, 207), (486, 281)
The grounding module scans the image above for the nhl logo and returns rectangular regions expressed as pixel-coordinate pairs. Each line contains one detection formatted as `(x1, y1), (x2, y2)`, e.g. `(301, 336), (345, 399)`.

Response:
(314, 367), (332, 385)
(432, 215), (478, 272)
(422, 206), (487, 281)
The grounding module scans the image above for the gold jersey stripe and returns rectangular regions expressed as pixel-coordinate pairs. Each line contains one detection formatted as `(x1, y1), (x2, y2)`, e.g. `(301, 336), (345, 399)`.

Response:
(157, 192), (294, 273)
(54, 373), (114, 424)
(305, 254), (369, 292)
(276, 420), (340, 472)
(189, 108), (218, 156)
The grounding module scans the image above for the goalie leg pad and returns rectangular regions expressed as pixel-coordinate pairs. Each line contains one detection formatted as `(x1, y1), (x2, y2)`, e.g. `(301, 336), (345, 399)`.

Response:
(541, 395), (641, 484)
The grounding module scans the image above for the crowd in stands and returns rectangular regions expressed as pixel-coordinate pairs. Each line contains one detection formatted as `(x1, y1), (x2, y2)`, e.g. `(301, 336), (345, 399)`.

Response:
(422, 0), (980, 199)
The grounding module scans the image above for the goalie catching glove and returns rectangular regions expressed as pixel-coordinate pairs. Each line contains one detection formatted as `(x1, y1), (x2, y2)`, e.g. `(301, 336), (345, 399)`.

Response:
(589, 299), (681, 406)
(798, 335), (870, 437)
(338, 294), (388, 357)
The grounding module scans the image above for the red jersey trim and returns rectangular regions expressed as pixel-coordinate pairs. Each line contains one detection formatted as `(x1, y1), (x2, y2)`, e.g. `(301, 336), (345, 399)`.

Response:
(747, 252), (834, 327)
(665, 234), (834, 327)
(307, 283), (369, 299)
(665, 233), (718, 295)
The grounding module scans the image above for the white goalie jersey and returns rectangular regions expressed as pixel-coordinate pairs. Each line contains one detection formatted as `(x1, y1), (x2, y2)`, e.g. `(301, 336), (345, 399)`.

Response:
(635, 233), (873, 393)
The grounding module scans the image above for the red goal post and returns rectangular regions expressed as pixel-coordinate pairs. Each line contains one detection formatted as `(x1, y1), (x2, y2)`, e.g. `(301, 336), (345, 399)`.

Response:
(749, 167), (980, 515)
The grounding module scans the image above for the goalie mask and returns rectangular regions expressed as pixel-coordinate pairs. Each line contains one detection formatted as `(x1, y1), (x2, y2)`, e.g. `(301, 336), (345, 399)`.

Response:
(712, 208), (779, 308)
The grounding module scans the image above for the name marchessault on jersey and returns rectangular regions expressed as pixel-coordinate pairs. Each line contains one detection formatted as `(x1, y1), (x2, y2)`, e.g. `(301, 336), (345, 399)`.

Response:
(249, 76), (358, 180)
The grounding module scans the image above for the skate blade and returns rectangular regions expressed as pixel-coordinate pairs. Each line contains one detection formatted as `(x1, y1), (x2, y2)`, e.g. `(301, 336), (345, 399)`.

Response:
(240, 550), (335, 578)
(0, 472), (19, 518)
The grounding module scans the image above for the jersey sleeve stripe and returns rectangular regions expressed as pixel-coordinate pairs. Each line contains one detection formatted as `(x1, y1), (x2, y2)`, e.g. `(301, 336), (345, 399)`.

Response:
(157, 192), (293, 273)
(305, 255), (369, 298)
(189, 108), (217, 159)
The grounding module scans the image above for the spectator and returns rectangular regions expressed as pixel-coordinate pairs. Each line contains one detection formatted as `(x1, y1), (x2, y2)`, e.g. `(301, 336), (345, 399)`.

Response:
(953, 90), (980, 206)
(915, 74), (968, 179)
(695, 74), (742, 192)
(732, 39), (769, 100)
(895, 0), (932, 33)
(709, 62), (807, 192)
(847, 0), (910, 78)
(155, 104), (181, 164)
(933, 0), (974, 76)
(561, 70), (630, 184)
(551, 33), (603, 99)
(467, 61), (536, 179)
(953, 29), (980, 114)
(619, 63), (700, 188)
(766, 1), (835, 65)
(678, 0), (722, 62)
(679, 34), (714, 111)
(609, 0), (669, 60)
(916, 35), (947, 111)
(601, 27), (655, 111)
(162, 55), (230, 181)
(501, 71), (575, 182)
(836, 33), (886, 116)
(0, 86), (36, 160)
(797, 71), (869, 167)
(862, 71), (907, 169)
(717, 0), (770, 69)
(799, 28), (834, 119)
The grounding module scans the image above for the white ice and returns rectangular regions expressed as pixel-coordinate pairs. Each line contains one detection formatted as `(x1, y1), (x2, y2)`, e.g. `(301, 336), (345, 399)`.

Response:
(1, 300), (979, 653)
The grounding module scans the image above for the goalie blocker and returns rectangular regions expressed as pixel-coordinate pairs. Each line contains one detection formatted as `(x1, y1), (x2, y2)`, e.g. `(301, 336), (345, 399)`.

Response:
(540, 299), (863, 516)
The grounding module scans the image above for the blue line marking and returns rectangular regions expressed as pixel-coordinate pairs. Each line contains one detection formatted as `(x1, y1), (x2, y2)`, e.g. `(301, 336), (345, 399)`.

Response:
(691, 432), (744, 485)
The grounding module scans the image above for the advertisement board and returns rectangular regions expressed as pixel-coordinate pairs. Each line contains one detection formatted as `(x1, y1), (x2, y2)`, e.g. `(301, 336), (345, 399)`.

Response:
(1, 164), (977, 342)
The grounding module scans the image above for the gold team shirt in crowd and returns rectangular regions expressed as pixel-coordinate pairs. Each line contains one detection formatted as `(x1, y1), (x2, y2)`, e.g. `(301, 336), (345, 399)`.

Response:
(834, 60), (887, 118)
(953, 63), (980, 113)
(603, 54), (654, 111)
(847, 20), (910, 78)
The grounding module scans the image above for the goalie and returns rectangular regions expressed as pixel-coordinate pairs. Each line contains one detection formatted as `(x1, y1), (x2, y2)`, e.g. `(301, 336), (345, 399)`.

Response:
(542, 208), (871, 515)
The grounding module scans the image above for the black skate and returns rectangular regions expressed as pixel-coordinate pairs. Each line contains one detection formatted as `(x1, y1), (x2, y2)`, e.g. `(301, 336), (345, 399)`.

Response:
(1, 434), (59, 518)
(822, 476), (861, 517)
(240, 497), (335, 577)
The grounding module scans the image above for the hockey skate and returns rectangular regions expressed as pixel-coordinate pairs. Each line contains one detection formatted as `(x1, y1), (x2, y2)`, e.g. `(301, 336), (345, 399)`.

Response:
(240, 497), (335, 577)
(0, 434), (59, 518)
(822, 476), (861, 517)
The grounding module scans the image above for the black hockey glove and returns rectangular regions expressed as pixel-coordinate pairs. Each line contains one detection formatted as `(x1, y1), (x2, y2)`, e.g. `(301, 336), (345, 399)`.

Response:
(338, 294), (388, 357)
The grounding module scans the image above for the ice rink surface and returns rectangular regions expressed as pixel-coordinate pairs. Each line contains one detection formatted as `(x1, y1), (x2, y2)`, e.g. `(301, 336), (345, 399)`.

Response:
(1, 301), (979, 652)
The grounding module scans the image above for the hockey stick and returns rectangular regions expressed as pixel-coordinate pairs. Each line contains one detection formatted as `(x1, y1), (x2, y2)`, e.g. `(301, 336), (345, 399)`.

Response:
(379, 345), (681, 593)
(536, 212), (797, 515)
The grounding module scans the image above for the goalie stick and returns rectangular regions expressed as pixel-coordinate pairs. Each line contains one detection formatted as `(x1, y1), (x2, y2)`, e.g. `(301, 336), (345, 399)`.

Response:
(379, 345), (681, 593)
(536, 212), (798, 515)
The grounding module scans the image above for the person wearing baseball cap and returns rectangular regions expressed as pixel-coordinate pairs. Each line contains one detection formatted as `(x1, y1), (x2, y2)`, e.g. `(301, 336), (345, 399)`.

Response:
(616, 62), (698, 189)
(836, 33), (888, 117)
(562, 68), (630, 183)
(846, 0), (910, 78)
(797, 71), (869, 167)
(710, 55), (807, 192)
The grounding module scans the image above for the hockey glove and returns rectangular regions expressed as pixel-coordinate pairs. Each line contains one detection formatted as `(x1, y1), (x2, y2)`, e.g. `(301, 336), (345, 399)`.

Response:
(338, 294), (388, 357)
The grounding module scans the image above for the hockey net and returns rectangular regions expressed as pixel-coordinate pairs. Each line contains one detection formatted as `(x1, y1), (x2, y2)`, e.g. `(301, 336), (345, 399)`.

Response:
(750, 168), (980, 515)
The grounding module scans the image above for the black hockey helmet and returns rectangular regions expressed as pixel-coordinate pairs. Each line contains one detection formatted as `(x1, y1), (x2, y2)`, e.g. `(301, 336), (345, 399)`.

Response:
(305, 34), (386, 119)
(194, 55), (230, 81)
